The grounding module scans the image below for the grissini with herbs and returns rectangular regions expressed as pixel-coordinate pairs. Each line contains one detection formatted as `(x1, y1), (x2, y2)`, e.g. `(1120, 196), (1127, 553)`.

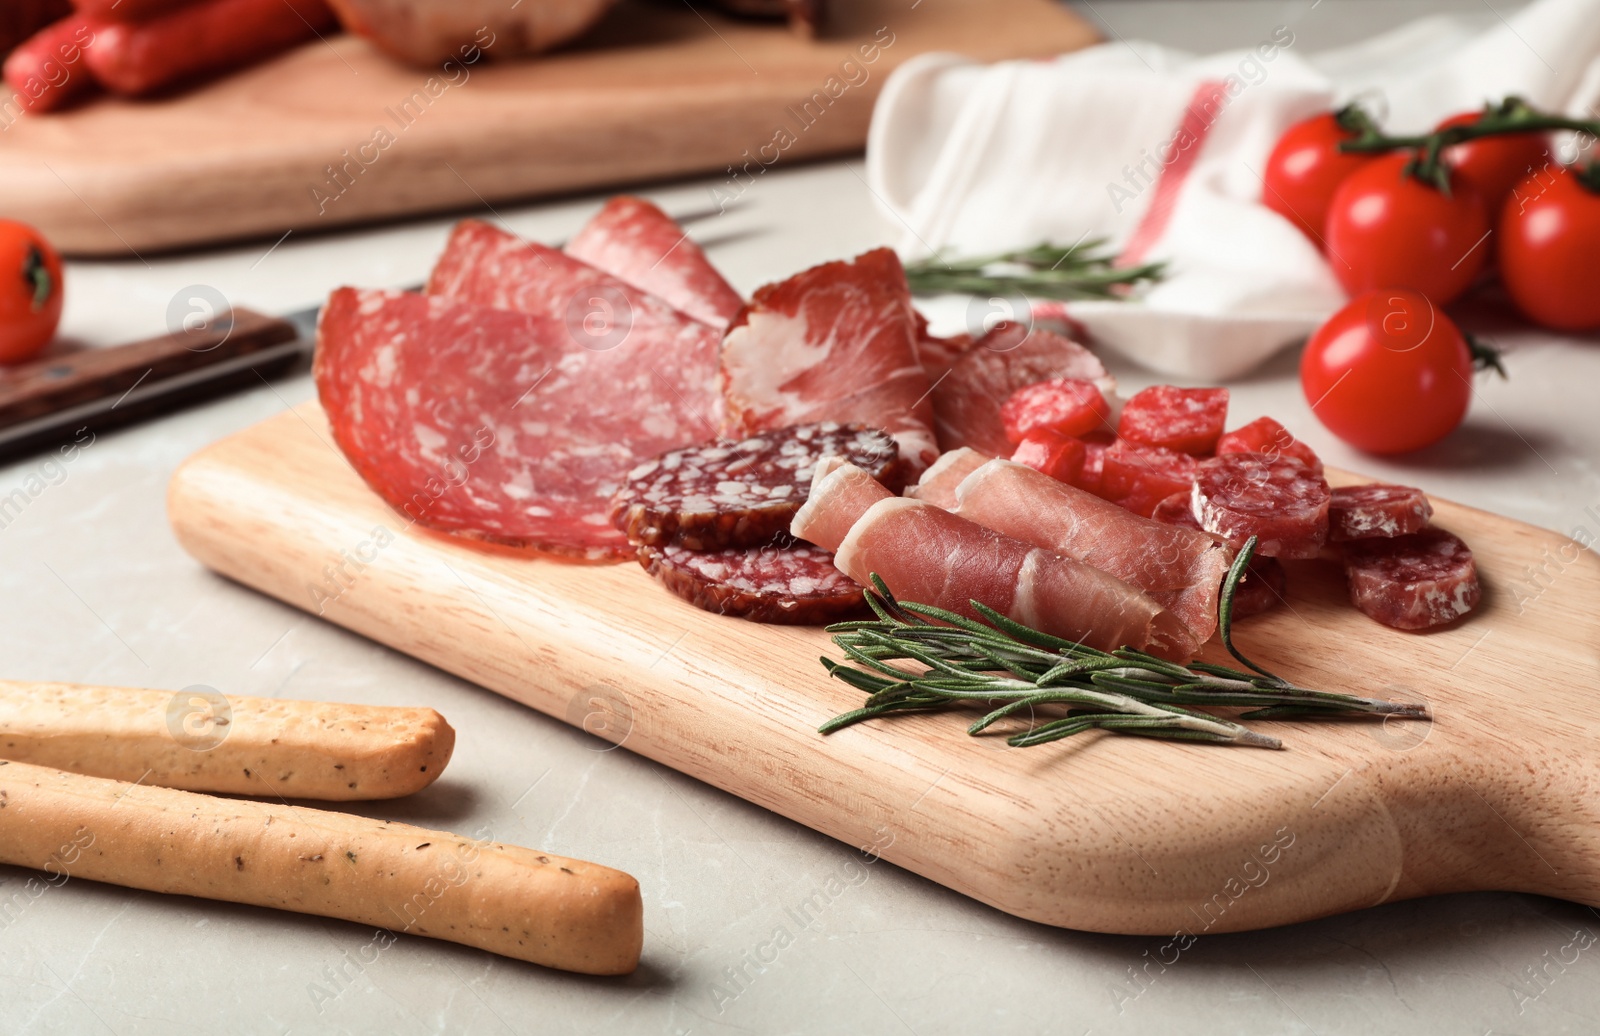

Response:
(0, 759), (644, 975)
(0, 681), (454, 800)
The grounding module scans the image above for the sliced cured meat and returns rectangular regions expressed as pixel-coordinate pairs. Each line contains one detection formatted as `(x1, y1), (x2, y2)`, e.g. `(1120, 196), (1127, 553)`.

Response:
(1150, 491), (1201, 530)
(1101, 441), (1198, 518)
(911, 311), (973, 379)
(931, 321), (1116, 456)
(1001, 378), (1112, 442)
(790, 460), (894, 551)
(427, 218), (724, 432)
(1231, 556), (1287, 619)
(316, 288), (708, 559)
(1217, 417), (1322, 474)
(905, 448), (990, 510)
(949, 459), (1233, 651)
(1075, 437), (1110, 497)
(1342, 528), (1481, 630)
(610, 422), (902, 550)
(1193, 453), (1331, 559)
(1329, 483), (1433, 541)
(835, 496), (1193, 660)
(1118, 386), (1230, 456)
(639, 542), (863, 625)
(565, 196), (744, 329)
(1010, 430), (1086, 483)
(721, 249), (937, 473)
(1148, 492), (1284, 619)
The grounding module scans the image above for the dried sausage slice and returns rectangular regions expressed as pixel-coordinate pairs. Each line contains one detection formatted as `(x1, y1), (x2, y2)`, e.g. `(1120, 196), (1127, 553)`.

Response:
(1193, 452), (1331, 559)
(638, 542), (864, 624)
(1118, 386), (1230, 455)
(1342, 528), (1480, 630)
(1329, 483), (1433, 541)
(1149, 492), (1285, 619)
(611, 423), (902, 550)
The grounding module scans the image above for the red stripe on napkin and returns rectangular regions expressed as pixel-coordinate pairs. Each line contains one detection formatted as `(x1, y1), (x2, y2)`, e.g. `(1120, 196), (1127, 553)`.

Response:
(1117, 78), (1229, 269)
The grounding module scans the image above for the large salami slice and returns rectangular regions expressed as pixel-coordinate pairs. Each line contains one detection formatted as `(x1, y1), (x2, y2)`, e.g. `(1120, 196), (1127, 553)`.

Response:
(1342, 528), (1481, 630)
(1329, 483), (1433, 541)
(1118, 385), (1229, 455)
(721, 249), (939, 473)
(315, 288), (711, 559)
(638, 542), (865, 624)
(565, 196), (744, 329)
(611, 422), (903, 550)
(931, 321), (1116, 457)
(1193, 453), (1331, 559)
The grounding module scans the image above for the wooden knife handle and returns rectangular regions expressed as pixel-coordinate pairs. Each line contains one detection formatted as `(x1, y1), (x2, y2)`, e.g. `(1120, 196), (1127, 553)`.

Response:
(0, 308), (300, 430)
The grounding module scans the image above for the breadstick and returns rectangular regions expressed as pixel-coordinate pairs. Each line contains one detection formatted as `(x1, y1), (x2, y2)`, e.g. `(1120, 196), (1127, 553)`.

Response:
(0, 760), (643, 975)
(0, 681), (454, 800)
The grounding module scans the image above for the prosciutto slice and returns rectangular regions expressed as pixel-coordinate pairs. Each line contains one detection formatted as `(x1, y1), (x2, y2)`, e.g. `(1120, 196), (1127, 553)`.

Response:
(565, 196), (744, 329)
(315, 289), (713, 559)
(905, 447), (990, 509)
(932, 322), (1116, 456)
(721, 249), (938, 474)
(427, 219), (724, 434)
(794, 463), (1191, 659)
(949, 459), (1233, 648)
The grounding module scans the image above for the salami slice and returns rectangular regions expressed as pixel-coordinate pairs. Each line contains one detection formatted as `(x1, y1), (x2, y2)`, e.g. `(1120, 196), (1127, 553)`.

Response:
(315, 288), (712, 559)
(721, 249), (938, 473)
(1118, 386), (1230, 455)
(1001, 378), (1111, 442)
(1148, 492), (1283, 620)
(1193, 453), (1331, 559)
(911, 310), (973, 379)
(1217, 417), (1322, 474)
(1102, 441), (1197, 518)
(638, 542), (865, 624)
(1342, 528), (1481, 630)
(1009, 430), (1086, 483)
(1329, 483), (1433, 541)
(1231, 555), (1287, 619)
(611, 423), (903, 550)
(931, 321), (1116, 457)
(565, 196), (744, 329)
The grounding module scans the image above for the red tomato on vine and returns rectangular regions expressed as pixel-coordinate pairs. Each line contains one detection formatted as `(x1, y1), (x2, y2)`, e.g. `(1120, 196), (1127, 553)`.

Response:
(0, 221), (63, 364)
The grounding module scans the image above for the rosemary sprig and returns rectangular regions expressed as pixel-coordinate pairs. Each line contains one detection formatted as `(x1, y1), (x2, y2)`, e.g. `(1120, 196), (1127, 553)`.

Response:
(818, 538), (1426, 751)
(903, 240), (1165, 302)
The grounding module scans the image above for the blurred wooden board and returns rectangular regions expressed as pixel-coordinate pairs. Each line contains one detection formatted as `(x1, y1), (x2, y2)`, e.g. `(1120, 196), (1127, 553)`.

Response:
(167, 402), (1600, 935)
(0, 0), (1097, 256)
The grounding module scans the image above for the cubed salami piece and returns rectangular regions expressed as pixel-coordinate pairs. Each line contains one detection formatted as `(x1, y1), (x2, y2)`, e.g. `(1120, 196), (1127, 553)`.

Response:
(1342, 528), (1480, 630)
(1009, 429), (1086, 484)
(638, 542), (865, 625)
(610, 423), (902, 550)
(1072, 437), (1110, 497)
(1217, 417), (1322, 474)
(1118, 386), (1230, 455)
(1329, 483), (1433, 541)
(1193, 452), (1330, 559)
(1103, 441), (1198, 517)
(1001, 378), (1111, 442)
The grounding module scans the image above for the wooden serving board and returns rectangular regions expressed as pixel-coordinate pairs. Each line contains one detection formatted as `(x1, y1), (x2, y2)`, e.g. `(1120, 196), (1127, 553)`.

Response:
(0, 0), (1095, 256)
(167, 402), (1600, 935)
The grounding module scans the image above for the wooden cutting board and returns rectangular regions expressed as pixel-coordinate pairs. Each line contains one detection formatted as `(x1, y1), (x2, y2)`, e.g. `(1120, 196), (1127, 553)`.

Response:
(0, 0), (1095, 257)
(166, 402), (1600, 935)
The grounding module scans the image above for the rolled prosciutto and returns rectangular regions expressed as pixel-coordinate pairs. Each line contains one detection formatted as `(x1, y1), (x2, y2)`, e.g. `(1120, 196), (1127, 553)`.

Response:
(793, 463), (1193, 660)
(947, 459), (1234, 647)
(905, 447), (990, 509)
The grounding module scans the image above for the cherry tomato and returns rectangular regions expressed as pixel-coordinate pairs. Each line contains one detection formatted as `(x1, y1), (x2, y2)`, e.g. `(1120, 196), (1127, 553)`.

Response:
(1499, 164), (1600, 331)
(1300, 289), (1473, 454)
(1262, 110), (1376, 247)
(1436, 111), (1551, 215)
(0, 221), (63, 364)
(1324, 154), (1489, 305)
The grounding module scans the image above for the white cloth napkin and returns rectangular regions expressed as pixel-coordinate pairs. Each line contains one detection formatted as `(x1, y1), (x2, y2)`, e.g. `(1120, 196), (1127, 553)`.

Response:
(867, 0), (1600, 380)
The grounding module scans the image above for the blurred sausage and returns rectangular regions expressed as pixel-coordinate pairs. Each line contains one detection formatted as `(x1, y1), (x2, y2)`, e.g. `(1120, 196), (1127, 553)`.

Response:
(81, 0), (336, 96)
(3, 17), (97, 112)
